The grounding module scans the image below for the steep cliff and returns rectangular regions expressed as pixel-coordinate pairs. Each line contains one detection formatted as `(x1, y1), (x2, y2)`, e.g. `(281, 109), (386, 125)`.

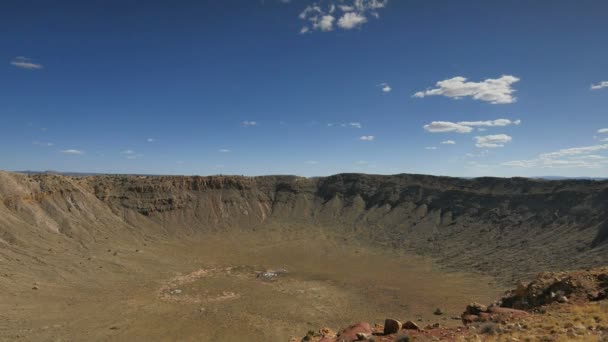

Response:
(1, 171), (607, 281)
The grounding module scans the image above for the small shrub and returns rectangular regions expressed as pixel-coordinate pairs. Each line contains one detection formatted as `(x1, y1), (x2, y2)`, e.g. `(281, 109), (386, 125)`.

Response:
(480, 322), (498, 335)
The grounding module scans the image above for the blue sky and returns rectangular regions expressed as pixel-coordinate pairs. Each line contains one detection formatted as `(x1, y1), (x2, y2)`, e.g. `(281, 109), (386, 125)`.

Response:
(1, 0), (607, 177)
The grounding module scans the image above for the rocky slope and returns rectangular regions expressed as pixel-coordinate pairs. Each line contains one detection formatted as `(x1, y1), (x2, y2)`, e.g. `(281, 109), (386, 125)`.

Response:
(297, 267), (608, 341)
(1, 171), (608, 282)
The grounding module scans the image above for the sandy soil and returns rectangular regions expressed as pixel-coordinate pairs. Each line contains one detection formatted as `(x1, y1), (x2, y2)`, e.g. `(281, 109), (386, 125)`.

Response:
(0, 232), (500, 341)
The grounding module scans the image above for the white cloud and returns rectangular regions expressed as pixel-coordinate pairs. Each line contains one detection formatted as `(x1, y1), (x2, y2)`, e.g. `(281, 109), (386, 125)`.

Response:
(441, 140), (456, 145)
(298, 0), (388, 33)
(414, 75), (520, 104)
(147, 138), (155, 142)
(598, 128), (608, 134)
(591, 81), (608, 90)
(425, 146), (438, 150)
(474, 134), (512, 148)
(241, 120), (257, 126)
(355, 160), (369, 165)
(424, 121), (473, 133)
(423, 118), (521, 134)
(60, 149), (84, 155)
(359, 135), (375, 141)
(458, 119), (521, 127)
(10, 56), (43, 70)
(502, 143), (608, 169)
(337, 12), (367, 29)
(219, 149), (231, 153)
(540, 144), (608, 159)
(33, 141), (54, 147)
(120, 149), (143, 159)
(315, 15), (335, 31)
(502, 158), (599, 169)
(328, 122), (362, 128)
(378, 82), (391, 92)
(572, 155), (606, 160)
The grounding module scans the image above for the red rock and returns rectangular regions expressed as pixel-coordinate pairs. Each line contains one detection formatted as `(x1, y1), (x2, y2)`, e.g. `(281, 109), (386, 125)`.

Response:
(461, 314), (479, 324)
(478, 312), (492, 321)
(337, 322), (372, 341)
(487, 306), (528, 317)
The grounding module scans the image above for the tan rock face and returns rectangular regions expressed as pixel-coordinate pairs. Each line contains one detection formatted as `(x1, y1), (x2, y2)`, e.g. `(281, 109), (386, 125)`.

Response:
(402, 320), (421, 330)
(383, 318), (402, 334)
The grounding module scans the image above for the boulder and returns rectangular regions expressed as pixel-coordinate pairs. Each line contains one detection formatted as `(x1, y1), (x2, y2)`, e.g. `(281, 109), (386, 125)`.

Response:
(487, 306), (528, 317)
(465, 302), (488, 315)
(402, 320), (420, 330)
(383, 318), (402, 334)
(461, 314), (479, 324)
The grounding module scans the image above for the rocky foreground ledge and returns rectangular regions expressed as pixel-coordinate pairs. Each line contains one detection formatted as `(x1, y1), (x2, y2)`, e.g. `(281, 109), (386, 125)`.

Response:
(292, 267), (608, 341)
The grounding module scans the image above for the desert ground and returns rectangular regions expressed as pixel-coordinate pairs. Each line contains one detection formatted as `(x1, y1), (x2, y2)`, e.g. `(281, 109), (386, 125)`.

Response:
(1, 171), (607, 341)
(1, 231), (499, 341)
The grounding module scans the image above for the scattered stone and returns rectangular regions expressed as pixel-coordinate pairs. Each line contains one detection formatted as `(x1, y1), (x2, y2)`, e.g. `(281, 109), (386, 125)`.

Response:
(433, 308), (444, 315)
(355, 332), (372, 340)
(32, 286), (39, 290)
(109, 326), (118, 330)
(383, 318), (401, 334)
(402, 320), (420, 330)
(319, 327), (336, 338)
(170, 289), (182, 295)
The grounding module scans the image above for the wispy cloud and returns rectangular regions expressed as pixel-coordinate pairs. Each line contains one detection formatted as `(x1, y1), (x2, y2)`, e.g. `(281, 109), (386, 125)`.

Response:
(598, 128), (608, 134)
(441, 140), (456, 145)
(10, 56), (43, 70)
(327, 122), (363, 128)
(121, 149), (143, 159)
(474, 134), (512, 148)
(241, 120), (257, 127)
(33, 141), (54, 147)
(540, 144), (608, 159)
(219, 149), (231, 153)
(502, 143), (608, 169)
(305, 160), (319, 164)
(424, 121), (473, 133)
(414, 75), (520, 104)
(359, 135), (375, 141)
(147, 138), (155, 143)
(591, 81), (608, 90)
(425, 146), (438, 150)
(424, 118), (521, 134)
(60, 149), (84, 155)
(298, 0), (388, 33)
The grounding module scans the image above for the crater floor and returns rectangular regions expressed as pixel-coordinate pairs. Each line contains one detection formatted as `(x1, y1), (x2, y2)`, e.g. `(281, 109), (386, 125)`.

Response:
(1, 232), (500, 341)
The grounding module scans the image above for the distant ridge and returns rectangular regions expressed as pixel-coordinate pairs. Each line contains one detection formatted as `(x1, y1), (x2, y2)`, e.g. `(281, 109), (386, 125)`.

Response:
(12, 170), (608, 181)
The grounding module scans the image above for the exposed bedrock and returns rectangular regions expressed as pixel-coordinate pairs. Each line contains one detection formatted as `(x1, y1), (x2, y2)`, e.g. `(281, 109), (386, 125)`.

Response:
(1, 171), (607, 282)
